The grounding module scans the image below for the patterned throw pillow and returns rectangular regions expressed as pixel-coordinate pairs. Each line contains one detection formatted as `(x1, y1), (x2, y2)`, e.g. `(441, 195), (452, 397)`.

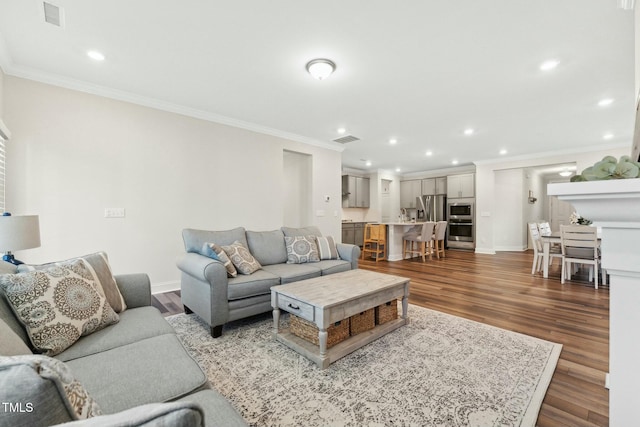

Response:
(285, 235), (320, 264)
(315, 236), (340, 260)
(221, 241), (262, 275)
(1, 355), (102, 419)
(201, 242), (238, 278)
(0, 260), (119, 356)
(17, 252), (127, 313)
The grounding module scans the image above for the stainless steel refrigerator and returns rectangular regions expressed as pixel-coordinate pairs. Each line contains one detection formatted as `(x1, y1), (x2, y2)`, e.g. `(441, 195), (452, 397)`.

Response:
(416, 195), (447, 222)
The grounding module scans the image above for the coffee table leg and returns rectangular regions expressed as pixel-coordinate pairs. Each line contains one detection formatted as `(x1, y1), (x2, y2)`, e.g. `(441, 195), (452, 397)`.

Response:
(319, 328), (328, 356)
(272, 308), (280, 338)
(402, 281), (409, 319)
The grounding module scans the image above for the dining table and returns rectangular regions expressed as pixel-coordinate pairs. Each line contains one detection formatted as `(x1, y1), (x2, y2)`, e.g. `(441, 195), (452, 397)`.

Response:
(540, 229), (602, 279)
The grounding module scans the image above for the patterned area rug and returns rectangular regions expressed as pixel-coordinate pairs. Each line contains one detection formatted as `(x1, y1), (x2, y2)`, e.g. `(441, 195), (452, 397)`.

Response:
(167, 304), (561, 427)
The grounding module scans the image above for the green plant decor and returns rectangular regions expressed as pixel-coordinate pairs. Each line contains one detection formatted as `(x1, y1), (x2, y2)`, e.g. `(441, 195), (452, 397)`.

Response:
(571, 155), (640, 182)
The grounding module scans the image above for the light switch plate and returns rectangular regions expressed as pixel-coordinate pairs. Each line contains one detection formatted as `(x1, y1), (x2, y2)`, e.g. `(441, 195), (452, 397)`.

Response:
(104, 208), (125, 218)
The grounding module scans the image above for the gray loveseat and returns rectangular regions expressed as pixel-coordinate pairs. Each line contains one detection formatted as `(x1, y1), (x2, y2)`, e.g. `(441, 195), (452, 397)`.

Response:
(0, 263), (247, 427)
(178, 226), (360, 338)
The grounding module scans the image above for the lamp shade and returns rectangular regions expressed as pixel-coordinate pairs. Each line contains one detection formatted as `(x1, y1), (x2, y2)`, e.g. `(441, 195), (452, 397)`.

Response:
(0, 215), (41, 252)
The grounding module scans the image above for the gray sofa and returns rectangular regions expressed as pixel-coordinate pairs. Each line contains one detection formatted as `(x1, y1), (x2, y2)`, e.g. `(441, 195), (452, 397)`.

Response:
(178, 226), (360, 338)
(0, 265), (247, 427)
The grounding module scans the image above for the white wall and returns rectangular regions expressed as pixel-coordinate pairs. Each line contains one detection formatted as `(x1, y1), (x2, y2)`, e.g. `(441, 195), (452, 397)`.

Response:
(493, 169), (526, 251)
(3, 76), (343, 292)
(474, 145), (630, 254)
(282, 150), (312, 228)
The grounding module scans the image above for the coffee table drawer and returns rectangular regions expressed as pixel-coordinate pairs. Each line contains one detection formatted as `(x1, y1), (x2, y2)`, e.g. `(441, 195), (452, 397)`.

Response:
(278, 295), (314, 321)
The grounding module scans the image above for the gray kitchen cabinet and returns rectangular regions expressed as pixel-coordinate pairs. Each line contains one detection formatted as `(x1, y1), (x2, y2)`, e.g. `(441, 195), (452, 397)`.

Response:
(342, 176), (370, 208)
(447, 173), (475, 198)
(400, 180), (421, 207)
(354, 222), (364, 247)
(341, 222), (364, 247)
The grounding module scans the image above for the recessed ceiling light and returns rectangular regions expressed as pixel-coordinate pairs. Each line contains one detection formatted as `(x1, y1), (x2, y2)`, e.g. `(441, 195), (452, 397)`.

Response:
(365, 160), (372, 167)
(452, 159), (459, 165)
(425, 151), (433, 156)
(598, 98), (614, 107)
(87, 50), (105, 61)
(337, 128), (346, 134)
(499, 149), (507, 155)
(603, 133), (614, 140)
(306, 58), (335, 80)
(559, 170), (573, 177)
(463, 128), (474, 136)
(540, 60), (559, 71)
(395, 168), (401, 172)
(389, 138), (397, 145)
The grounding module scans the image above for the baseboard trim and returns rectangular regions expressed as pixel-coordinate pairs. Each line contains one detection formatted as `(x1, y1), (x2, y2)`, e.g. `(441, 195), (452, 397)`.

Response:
(494, 246), (527, 252)
(474, 247), (496, 255)
(152, 280), (180, 295)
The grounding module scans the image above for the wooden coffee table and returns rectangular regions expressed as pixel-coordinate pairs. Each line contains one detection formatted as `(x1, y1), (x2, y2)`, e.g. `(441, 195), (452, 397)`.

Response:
(271, 269), (410, 369)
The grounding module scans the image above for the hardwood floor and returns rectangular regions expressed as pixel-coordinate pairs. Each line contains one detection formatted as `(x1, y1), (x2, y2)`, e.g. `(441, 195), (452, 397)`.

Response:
(154, 249), (609, 427)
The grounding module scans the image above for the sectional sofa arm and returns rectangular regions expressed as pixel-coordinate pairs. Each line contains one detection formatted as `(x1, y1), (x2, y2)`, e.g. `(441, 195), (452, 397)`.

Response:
(177, 253), (229, 288)
(114, 273), (152, 309)
(336, 243), (361, 269)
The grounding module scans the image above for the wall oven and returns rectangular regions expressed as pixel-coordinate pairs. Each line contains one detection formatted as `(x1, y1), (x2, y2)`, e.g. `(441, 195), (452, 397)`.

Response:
(447, 202), (474, 249)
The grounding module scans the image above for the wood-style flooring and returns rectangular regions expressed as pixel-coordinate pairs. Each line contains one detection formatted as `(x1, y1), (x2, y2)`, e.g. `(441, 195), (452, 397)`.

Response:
(153, 249), (609, 427)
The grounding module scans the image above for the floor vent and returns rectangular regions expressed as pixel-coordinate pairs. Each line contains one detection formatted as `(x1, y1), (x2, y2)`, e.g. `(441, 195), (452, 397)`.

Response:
(333, 135), (360, 144)
(43, 2), (63, 27)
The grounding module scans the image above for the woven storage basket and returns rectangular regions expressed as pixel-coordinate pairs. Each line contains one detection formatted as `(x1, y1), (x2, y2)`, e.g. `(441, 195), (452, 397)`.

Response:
(349, 308), (375, 336)
(375, 300), (398, 325)
(290, 315), (350, 348)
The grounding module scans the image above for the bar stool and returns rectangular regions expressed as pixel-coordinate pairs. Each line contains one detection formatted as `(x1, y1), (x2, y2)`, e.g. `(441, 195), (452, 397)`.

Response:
(403, 222), (435, 262)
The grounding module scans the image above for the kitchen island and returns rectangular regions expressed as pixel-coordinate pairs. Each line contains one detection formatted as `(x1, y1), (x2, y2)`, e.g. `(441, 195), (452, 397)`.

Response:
(376, 222), (425, 261)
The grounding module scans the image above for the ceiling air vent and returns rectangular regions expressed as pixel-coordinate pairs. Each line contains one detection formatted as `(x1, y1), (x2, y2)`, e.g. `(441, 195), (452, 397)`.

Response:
(333, 135), (360, 144)
(43, 2), (63, 27)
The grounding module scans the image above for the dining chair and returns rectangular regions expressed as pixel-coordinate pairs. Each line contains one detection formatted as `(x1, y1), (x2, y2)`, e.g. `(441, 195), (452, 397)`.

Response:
(538, 221), (552, 236)
(403, 222), (435, 262)
(362, 223), (387, 262)
(529, 223), (561, 275)
(432, 221), (447, 259)
(560, 225), (602, 289)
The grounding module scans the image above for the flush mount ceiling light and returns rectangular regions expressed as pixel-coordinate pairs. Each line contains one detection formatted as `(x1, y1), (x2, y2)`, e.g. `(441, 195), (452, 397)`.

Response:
(598, 98), (614, 107)
(87, 50), (105, 61)
(306, 59), (335, 80)
(539, 60), (559, 71)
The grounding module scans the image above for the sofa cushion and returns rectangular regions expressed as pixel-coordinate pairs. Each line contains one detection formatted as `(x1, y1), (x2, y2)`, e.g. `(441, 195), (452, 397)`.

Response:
(201, 242), (238, 278)
(0, 317), (31, 356)
(285, 235), (320, 264)
(315, 236), (340, 260)
(18, 252), (127, 313)
(54, 401), (206, 427)
(0, 355), (102, 426)
(281, 226), (322, 237)
(227, 270), (280, 300)
(176, 389), (247, 427)
(64, 334), (207, 414)
(222, 241), (262, 275)
(315, 259), (353, 276)
(182, 227), (248, 254)
(55, 307), (175, 362)
(261, 263), (322, 284)
(0, 260), (119, 356)
(246, 230), (288, 266)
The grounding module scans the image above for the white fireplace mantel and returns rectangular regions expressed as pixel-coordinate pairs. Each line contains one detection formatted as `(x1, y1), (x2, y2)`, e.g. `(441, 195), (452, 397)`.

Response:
(548, 179), (640, 426)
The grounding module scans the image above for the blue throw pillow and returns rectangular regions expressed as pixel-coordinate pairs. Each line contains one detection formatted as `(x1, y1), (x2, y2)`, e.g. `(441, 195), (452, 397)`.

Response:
(200, 243), (220, 260)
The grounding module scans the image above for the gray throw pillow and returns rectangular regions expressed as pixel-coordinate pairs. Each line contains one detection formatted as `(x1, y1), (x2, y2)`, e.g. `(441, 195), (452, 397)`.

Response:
(221, 241), (262, 275)
(0, 355), (102, 426)
(1, 260), (119, 356)
(315, 236), (340, 260)
(285, 236), (320, 264)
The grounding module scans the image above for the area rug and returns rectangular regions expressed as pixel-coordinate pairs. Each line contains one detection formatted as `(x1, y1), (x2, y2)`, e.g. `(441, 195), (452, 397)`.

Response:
(167, 304), (561, 427)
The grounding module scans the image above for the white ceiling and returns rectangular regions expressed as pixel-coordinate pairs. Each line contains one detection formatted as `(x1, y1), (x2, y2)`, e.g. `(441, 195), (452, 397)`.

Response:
(0, 1), (635, 173)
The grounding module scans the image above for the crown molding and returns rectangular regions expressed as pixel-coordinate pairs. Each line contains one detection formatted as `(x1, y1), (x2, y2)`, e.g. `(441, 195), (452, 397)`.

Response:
(473, 142), (631, 167)
(0, 42), (343, 153)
